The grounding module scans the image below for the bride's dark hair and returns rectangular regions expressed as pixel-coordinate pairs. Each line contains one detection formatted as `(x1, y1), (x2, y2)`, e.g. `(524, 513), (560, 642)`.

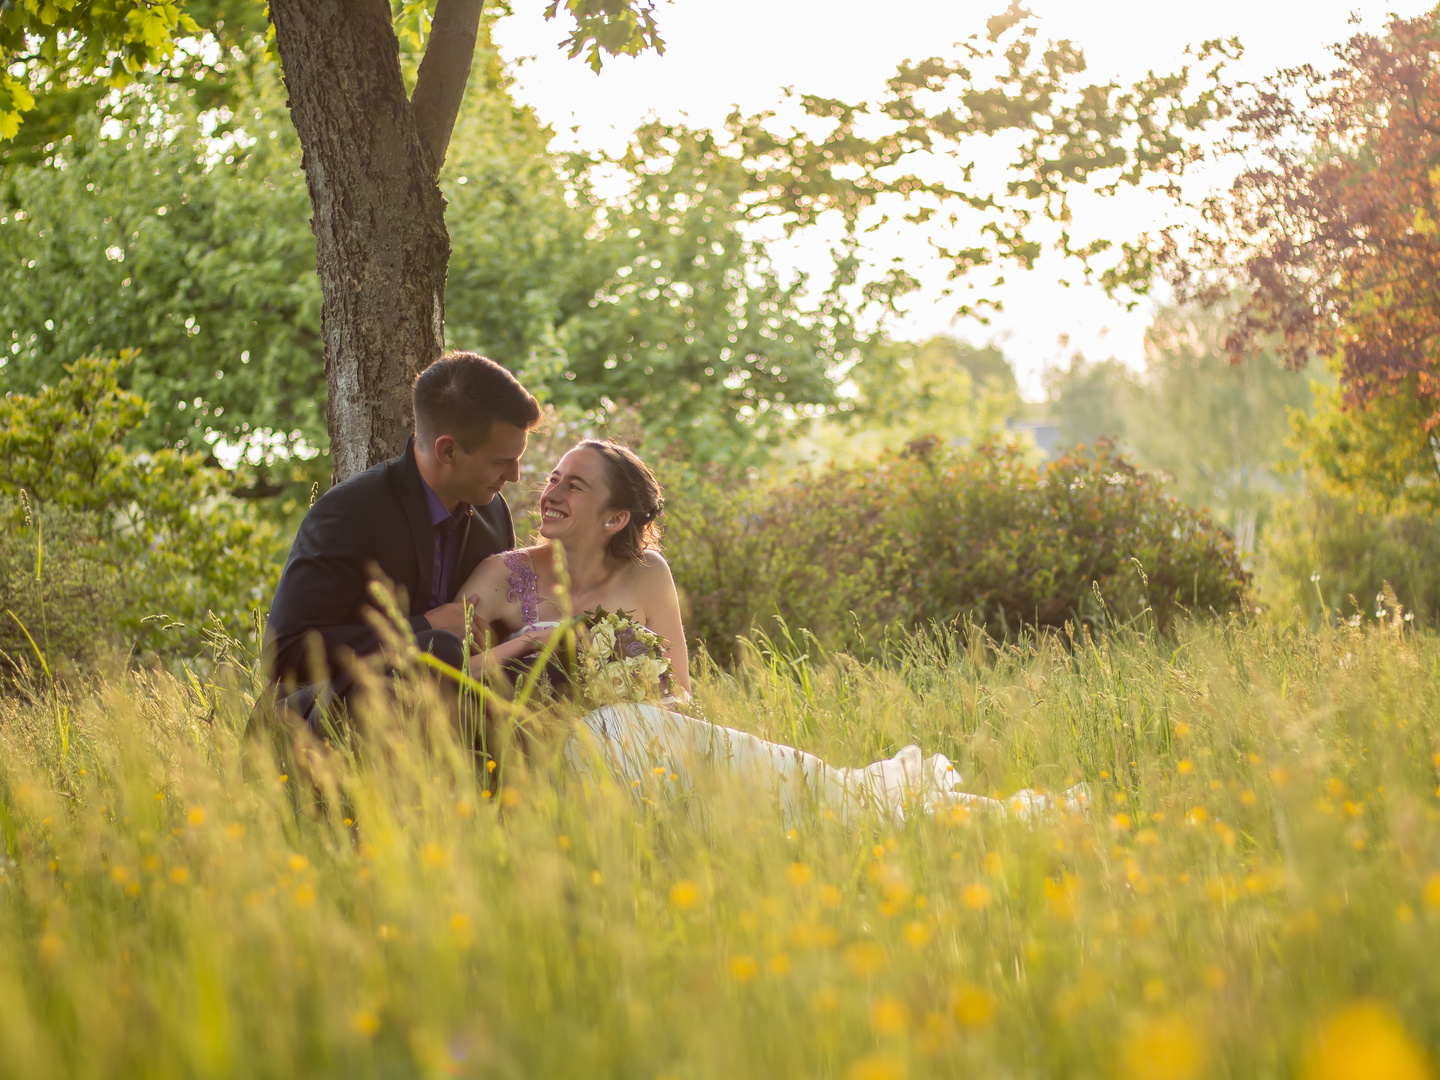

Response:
(577, 439), (664, 563)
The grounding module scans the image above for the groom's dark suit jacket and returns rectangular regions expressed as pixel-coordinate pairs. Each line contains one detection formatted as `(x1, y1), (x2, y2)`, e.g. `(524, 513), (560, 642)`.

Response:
(264, 437), (515, 686)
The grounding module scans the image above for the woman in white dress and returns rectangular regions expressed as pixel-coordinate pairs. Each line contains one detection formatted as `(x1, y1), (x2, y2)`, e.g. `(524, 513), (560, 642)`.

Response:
(453, 440), (1083, 824)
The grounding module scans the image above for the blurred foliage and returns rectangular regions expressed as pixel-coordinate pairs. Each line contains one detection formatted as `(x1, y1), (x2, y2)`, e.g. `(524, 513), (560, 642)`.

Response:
(0, 356), (283, 667)
(0, 0), (663, 142)
(1128, 305), (1313, 536)
(3, 20), (856, 473)
(0, 0), (201, 142)
(1259, 485), (1440, 630)
(5, 2), (1254, 478)
(1292, 370), (1440, 514)
(1165, 12), (1440, 431)
(443, 105), (851, 465)
(784, 336), (1021, 468)
(0, 500), (124, 677)
(0, 1), (271, 170)
(668, 439), (1249, 663)
(1042, 355), (1136, 450)
(0, 61), (325, 466)
(1163, 12), (1440, 513)
(1043, 303), (1314, 552)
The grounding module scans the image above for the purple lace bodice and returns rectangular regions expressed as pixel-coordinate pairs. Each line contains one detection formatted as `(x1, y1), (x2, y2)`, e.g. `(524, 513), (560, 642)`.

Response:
(503, 549), (541, 627)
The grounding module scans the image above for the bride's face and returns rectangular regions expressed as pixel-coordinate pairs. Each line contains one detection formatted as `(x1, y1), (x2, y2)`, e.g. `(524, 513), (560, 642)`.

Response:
(538, 448), (627, 545)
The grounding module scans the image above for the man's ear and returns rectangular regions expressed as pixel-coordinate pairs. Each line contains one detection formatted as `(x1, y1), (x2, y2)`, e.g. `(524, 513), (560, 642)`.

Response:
(432, 433), (457, 464)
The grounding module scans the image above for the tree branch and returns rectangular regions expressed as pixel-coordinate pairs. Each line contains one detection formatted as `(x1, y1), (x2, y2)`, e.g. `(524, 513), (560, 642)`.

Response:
(410, 0), (483, 180)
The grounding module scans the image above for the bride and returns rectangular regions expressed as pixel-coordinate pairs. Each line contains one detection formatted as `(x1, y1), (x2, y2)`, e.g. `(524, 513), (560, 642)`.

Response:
(452, 439), (1083, 824)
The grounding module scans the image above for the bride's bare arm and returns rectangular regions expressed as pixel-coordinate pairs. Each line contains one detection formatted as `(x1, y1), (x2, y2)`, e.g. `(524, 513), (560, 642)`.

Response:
(454, 554), (513, 628)
(454, 553), (565, 670)
(638, 552), (690, 695)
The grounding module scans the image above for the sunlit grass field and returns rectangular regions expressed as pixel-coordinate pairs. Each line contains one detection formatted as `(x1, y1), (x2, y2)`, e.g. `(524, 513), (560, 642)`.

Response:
(2, 614), (1438, 1079)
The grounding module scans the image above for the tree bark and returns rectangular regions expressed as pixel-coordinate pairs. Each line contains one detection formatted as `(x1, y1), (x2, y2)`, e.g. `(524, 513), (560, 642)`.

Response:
(270, 0), (451, 483)
(411, 0), (485, 180)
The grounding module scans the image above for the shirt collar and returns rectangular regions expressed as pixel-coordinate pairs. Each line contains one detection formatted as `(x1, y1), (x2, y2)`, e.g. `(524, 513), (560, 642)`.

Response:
(420, 477), (468, 527)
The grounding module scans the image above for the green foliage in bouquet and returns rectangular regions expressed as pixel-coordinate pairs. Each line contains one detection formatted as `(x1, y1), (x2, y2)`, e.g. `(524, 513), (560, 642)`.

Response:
(0, 356), (283, 671)
(667, 440), (1250, 662)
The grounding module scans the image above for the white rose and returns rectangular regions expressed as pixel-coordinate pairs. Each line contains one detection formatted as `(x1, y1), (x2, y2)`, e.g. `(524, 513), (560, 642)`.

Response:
(634, 655), (662, 688)
(589, 623), (616, 659)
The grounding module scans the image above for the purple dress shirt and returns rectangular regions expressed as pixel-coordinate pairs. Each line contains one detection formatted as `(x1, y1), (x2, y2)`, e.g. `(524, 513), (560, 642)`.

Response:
(421, 480), (470, 610)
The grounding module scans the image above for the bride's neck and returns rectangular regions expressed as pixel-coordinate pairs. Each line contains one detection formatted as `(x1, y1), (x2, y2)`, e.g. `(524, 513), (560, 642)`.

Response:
(552, 539), (615, 595)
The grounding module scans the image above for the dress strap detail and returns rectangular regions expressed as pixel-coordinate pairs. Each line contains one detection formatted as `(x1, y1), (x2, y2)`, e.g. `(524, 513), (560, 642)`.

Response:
(503, 550), (541, 627)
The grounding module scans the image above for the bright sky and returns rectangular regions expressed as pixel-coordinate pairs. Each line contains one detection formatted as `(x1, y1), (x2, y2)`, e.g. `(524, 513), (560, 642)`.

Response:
(493, 1), (1433, 398)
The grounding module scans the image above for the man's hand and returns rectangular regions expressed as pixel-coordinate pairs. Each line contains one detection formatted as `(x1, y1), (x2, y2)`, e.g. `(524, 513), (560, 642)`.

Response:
(424, 593), (490, 644)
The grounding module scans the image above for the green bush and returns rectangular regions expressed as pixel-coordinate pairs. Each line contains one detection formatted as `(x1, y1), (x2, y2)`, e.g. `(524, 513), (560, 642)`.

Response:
(0, 357), (284, 669)
(668, 439), (1250, 662)
(1258, 485), (1440, 627)
(0, 500), (126, 674)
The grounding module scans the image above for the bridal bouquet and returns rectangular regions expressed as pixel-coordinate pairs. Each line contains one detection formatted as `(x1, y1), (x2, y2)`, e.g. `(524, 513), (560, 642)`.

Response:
(578, 607), (672, 706)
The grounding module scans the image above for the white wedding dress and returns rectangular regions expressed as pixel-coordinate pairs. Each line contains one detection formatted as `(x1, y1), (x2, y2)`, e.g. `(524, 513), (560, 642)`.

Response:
(564, 702), (1086, 825)
(502, 552), (1088, 825)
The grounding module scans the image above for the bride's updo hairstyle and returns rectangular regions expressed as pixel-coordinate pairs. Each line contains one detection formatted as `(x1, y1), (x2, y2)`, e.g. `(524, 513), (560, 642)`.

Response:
(578, 440), (664, 563)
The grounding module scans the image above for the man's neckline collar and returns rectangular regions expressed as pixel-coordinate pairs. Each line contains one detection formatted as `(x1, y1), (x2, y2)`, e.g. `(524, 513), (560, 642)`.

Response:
(420, 474), (469, 526)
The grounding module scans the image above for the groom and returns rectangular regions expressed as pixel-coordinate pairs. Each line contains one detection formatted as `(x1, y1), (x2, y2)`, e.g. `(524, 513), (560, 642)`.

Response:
(262, 351), (541, 723)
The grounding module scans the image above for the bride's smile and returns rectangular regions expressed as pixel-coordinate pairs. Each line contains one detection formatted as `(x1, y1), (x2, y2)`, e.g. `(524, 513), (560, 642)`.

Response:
(537, 448), (631, 547)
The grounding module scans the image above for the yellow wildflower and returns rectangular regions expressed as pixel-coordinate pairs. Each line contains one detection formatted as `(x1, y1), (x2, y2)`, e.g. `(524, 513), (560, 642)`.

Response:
(668, 881), (702, 910)
(669, 879), (701, 911)
(844, 940), (887, 977)
(1121, 1014), (1203, 1080)
(871, 996), (910, 1036)
(953, 985), (995, 1029)
(962, 883), (993, 910)
(845, 1053), (903, 1080)
(729, 955), (758, 982)
(1423, 873), (1440, 910)
(351, 1011), (379, 1037)
(902, 920), (932, 948)
(1302, 1002), (1429, 1080)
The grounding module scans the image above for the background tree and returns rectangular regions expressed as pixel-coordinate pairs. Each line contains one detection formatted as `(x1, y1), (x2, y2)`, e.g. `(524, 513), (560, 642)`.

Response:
(1041, 303), (1313, 554)
(2, 27), (856, 475)
(444, 116), (856, 464)
(0, 66), (323, 469)
(1042, 354), (1137, 451)
(1162, 10), (1440, 508)
(4, 0), (1237, 481)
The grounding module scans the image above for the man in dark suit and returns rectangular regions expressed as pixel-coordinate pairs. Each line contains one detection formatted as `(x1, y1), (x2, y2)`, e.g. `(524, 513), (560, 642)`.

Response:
(263, 351), (541, 725)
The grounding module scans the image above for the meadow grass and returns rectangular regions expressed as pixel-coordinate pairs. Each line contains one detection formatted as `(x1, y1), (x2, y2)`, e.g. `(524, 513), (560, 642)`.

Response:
(1, 614), (1438, 1079)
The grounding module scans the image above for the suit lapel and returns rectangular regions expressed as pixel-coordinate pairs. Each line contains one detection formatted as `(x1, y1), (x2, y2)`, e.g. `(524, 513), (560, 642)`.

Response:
(454, 508), (483, 590)
(392, 439), (434, 615)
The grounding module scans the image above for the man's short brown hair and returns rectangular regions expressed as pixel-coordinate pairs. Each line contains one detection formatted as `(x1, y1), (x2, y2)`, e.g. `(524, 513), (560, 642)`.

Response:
(413, 352), (540, 451)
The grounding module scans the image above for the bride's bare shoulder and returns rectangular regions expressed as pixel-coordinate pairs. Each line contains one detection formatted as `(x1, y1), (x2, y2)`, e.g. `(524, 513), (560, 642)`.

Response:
(627, 551), (677, 601)
(475, 546), (538, 584)
(635, 549), (673, 577)
(469, 552), (510, 587)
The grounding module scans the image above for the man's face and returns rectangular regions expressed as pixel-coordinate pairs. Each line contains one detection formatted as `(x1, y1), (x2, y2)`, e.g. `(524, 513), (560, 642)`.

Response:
(441, 422), (529, 506)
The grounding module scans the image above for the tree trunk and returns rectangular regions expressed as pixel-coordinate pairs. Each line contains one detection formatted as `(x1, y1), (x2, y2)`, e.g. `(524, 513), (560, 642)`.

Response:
(270, 0), (450, 483)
